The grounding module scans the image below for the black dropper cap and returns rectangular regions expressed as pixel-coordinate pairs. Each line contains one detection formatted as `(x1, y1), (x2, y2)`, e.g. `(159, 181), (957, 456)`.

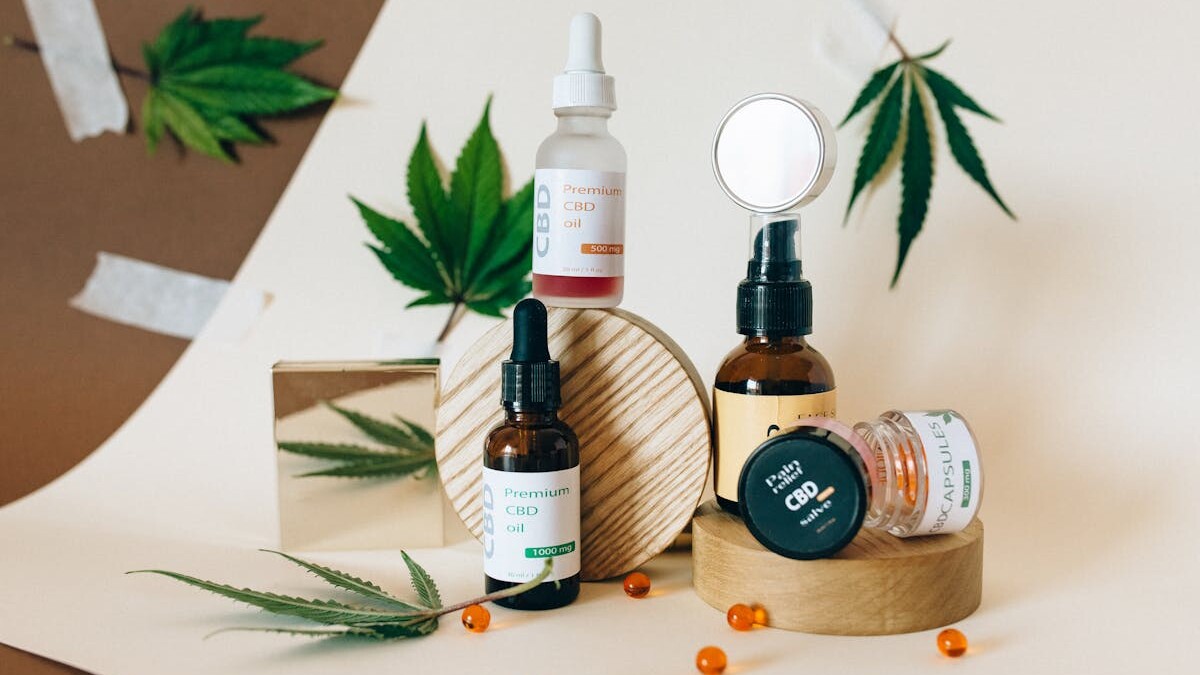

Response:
(737, 218), (812, 336)
(501, 298), (561, 411)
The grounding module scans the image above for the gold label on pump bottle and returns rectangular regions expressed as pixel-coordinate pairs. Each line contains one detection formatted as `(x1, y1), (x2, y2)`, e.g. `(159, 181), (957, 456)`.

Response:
(712, 389), (838, 503)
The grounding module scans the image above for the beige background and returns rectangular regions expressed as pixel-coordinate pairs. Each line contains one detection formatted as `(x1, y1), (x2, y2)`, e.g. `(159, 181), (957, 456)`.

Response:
(1, 0), (1198, 673)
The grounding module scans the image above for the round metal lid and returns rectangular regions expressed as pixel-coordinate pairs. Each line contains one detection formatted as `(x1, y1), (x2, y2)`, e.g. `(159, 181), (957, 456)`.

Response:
(712, 93), (837, 213)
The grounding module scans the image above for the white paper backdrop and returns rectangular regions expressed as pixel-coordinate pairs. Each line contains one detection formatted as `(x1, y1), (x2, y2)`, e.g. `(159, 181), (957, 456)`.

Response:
(2, 1), (1197, 673)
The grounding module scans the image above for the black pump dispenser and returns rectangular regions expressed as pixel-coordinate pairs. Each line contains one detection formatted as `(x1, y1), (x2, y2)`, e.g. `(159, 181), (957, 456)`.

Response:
(737, 217), (812, 337)
(501, 298), (561, 411)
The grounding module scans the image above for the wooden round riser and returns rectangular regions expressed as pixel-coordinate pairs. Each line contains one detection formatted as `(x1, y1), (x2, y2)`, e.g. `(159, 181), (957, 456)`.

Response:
(437, 307), (711, 581)
(692, 501), (983, 635)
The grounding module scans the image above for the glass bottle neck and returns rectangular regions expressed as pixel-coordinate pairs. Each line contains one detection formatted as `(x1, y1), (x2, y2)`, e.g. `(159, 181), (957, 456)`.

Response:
(854, 414), (927, 536)
(554, 108), (612, 133)
(504, 409), (560, 426)
(744, 335), (808, 346)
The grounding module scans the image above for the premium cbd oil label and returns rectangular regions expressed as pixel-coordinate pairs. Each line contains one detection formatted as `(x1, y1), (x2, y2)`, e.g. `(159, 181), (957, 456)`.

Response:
(712, 389), (837, 503)
(533, 168), (626, 277)
(482, 466), (581, 583)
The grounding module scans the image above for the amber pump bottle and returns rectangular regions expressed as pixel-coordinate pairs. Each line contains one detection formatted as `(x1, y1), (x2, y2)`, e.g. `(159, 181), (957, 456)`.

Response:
(482, 299), (581, 610)
(713, 215), (836, 514)
(709, 93), (839, 514)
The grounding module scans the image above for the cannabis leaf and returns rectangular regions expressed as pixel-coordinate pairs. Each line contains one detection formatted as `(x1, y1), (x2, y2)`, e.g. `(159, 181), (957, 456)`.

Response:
(924, 410), (961, 424)
(402, 551), (443, 610)
(277, 402), (437, 479)
(130, 551), (554, 640)
(141, 7), (336, 162)
(353, 98), (533, 343)
(841, 39), (1015, 287)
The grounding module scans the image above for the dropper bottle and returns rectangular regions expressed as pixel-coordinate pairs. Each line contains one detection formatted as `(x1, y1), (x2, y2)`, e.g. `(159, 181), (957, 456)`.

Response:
(709, 94), (839, 514)
(482, 298), (581, 609)
(532, 13), (627, 308)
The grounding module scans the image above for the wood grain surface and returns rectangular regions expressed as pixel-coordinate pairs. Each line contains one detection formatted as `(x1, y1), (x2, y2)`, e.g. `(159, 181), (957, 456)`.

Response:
(692, 501), (983, 635)
(436, 308), (712, 581)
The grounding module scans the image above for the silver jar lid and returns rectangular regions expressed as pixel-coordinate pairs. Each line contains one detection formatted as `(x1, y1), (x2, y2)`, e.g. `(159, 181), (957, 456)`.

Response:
(712, 93), (837, 213)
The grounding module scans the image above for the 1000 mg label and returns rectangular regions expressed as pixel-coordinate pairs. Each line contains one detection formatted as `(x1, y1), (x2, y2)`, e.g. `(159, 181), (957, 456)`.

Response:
(482, 466), (581, 582)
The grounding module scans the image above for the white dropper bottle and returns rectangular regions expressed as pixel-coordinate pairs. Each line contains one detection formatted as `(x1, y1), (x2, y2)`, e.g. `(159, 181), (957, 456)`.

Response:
(532, 12), (627, 308)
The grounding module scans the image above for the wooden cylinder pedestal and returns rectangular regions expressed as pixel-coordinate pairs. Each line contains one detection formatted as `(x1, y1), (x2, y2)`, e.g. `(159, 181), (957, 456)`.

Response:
(692, 501), (984, 635)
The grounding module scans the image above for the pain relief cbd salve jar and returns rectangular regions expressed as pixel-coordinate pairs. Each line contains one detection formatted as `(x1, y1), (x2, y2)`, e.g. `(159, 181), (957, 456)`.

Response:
(736, 411), (983, 559)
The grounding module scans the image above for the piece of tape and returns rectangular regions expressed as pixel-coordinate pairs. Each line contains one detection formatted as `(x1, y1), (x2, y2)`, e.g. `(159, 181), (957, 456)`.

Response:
(21, 0), (129, 141)
(816, 0), (898, 82)
(70, 252), (269, 341)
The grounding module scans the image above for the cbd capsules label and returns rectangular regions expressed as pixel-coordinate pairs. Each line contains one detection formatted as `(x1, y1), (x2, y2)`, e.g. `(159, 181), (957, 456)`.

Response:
(533, 168), (625, 277)
(712, 389), (837, 503)
(902, 411), (982, 536)
(482, 466), (581, 583)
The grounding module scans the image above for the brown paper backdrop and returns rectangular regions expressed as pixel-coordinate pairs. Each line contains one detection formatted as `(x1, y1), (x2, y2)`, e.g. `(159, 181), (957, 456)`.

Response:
(0, 1), (383, 672)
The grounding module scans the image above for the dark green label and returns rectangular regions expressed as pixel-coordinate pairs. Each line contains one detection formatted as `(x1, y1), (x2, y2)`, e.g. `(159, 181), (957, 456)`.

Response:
(525, 541), (575, 559)
(961, 461), (973, 508)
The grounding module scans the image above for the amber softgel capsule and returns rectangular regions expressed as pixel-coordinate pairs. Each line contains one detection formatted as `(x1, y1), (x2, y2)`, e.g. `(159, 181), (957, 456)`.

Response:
(751, 604), (768, 626)
(461, 604), (490, 633)
(726, 603), (755, 631)
(937, 628), (968, 657)
(623, 572), (651, 598)
(695, 646), (727, 674)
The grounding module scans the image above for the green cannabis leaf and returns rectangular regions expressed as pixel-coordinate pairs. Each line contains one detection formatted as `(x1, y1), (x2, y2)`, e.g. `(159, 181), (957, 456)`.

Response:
(141, 7), (336, 162)
(277, 402), (437, 479)
(842, 38), (1015, 287)
(130, 550), (554, 640)
(924, 410), (961, 424)
(353, 98), (533, 342)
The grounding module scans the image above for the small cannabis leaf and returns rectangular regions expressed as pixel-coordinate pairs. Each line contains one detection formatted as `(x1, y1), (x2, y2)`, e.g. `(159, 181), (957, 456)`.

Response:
(924, 410), (961, 424)
(277, 402), (437, 479)
(129, 551), (554, 640)
(141, 7), (336, 162)
(353, 98), (533, 342)
(402, 551), (443, 610)
(841, 40), (1015, 287)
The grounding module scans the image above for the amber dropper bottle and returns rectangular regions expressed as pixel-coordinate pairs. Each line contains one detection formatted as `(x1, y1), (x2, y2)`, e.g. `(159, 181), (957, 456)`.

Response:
(482, 299), (581, 610)
(713, 215), (836, 514)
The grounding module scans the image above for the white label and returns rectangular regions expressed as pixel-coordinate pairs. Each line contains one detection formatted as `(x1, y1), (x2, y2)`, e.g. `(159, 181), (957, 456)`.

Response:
(903, 411), (983, 536)
(481, 466), (581, 583)
(532, 169), (625, 277)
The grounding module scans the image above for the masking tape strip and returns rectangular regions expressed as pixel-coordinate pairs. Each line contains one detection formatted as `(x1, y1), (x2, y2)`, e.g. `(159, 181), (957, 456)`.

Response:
(70, 252), (269, 341)
(21, 0), (129, 141)
(816, 0), (898, 82)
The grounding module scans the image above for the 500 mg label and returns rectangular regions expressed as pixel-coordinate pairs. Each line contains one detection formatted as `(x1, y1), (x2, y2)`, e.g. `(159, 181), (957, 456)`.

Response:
(482, 466), (581, 582)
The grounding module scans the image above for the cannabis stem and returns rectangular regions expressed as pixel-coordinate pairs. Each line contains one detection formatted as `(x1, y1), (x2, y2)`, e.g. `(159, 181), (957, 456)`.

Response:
(888, 29), (912, 62)
(3, 35), (151, 81)
(435, 559), (555, 616)
(888, 30), (912, 62)
(436, 302), (466, 343)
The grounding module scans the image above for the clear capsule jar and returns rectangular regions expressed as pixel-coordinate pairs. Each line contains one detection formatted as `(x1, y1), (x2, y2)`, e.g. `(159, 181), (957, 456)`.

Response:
(851, 410), (983, 537)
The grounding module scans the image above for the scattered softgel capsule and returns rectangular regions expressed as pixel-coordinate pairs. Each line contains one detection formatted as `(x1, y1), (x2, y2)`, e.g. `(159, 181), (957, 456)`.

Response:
(751, 604), (768, 626)
(726, 603), (755, 631)
(623, 571), (651, 598)
(461, 604), (491, 633)
(937, 628), (968, 657)
(695, 646), (727, 674)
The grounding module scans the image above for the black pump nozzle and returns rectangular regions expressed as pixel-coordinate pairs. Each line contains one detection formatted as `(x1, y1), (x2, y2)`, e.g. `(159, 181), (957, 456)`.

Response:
(749, 218), (802, 282)
(502, 299), (561, 410)
(737, 216), (812, 337)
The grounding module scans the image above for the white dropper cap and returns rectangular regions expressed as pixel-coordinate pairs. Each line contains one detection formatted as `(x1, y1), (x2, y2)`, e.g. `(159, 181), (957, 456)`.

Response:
(552, 13), (617, 111)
